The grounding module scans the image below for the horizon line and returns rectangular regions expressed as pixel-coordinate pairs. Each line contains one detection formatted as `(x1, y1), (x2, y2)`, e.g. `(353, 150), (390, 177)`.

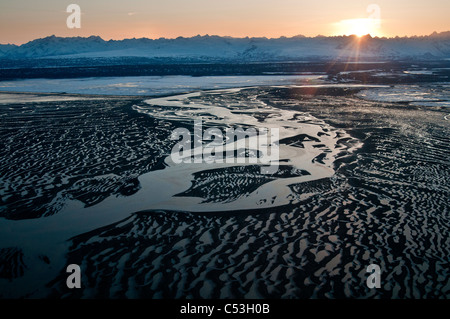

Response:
(3, 30), (450, 46)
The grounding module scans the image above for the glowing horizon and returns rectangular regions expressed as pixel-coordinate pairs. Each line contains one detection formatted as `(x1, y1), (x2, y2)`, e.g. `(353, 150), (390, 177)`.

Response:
(0, 0), (449, 45)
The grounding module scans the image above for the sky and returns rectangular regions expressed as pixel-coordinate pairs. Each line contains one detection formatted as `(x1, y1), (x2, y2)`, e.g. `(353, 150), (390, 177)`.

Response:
(0, 0), (449, 44)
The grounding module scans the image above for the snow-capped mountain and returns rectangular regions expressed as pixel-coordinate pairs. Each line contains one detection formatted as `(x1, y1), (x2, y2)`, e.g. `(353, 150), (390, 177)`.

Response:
(1, 32), (450, 61)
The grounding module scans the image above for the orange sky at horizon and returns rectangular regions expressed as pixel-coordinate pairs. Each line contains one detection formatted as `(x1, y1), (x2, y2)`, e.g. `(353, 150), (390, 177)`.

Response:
(0, 0), (449, 45)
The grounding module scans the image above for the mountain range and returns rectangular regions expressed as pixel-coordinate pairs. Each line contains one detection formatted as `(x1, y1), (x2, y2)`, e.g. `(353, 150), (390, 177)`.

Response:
(1, 32), (450, 62)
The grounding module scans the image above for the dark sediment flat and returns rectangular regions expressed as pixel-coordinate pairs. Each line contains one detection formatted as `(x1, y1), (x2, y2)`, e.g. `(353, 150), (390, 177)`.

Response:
(2, 86), (444, 299)
(0, 60), (449, 84)
(0, 96), (176, 219)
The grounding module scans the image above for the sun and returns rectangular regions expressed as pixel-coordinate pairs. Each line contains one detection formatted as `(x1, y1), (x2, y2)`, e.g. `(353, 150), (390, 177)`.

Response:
(335, 18), (381, 37)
